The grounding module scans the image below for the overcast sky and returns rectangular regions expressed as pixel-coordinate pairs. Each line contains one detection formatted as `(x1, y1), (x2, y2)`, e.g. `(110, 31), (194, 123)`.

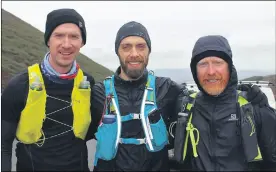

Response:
(2, 1), (276, 71)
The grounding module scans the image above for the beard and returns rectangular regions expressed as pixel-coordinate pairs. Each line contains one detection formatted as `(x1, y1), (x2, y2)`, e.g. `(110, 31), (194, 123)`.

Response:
(201, 78), (228, 96)
(119, 56), (149, 80)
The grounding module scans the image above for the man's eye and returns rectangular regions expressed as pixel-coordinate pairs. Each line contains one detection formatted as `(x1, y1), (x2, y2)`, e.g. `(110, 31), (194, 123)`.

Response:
(71, 35), (80, 39)
(198, 62), (208, 67)
(136, 44), (146, 49)
(55, 34), (64, 38)
(122, 44), (131, 50)
(214, 61), (223, 65)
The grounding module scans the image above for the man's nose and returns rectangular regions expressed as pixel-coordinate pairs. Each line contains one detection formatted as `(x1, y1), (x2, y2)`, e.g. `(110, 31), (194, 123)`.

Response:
(207, 64), (216, 75)
(62, 36), (72, 48)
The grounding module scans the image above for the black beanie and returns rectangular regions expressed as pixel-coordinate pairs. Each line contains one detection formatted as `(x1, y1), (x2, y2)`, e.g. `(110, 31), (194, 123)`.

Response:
(44, 8), (86, 46)
(115, 21), (151, 55)
(191, 50), (233, 71)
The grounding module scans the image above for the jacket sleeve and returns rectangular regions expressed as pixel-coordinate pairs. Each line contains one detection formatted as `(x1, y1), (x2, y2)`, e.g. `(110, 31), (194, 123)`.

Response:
(85, 82), (105, 141)
(1, 75), (26, 171)
(254, 105), (276, 170)
(1, 121), (17, 171)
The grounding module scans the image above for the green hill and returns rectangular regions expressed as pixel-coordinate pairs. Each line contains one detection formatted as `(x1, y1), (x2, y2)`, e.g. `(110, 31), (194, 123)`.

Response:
(1, 9), (113, 91)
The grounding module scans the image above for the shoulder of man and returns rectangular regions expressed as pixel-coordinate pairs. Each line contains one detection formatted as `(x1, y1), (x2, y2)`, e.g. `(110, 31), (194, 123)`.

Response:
(3, 69), (29, 92)
(155, 76), (182, 89)
(2, 69), (29, 123)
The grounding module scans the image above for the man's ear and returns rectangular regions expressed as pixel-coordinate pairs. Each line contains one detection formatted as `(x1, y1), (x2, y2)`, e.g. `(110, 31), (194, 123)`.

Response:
(81, 42), (84, 48)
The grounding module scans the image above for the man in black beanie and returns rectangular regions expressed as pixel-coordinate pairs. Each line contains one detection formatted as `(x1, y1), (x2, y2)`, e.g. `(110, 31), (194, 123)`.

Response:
(172, 35), (276, 171)
(90, 21), (185, 171)
(2, 8), (97, 171)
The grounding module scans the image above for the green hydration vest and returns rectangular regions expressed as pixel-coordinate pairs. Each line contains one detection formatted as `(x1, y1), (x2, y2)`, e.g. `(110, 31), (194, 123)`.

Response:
(174, 91), (262, 163)
(93, 72), (168, 166)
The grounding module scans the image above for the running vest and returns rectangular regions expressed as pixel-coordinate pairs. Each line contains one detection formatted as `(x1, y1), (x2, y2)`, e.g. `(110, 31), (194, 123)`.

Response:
(16, 63), (91, 146)
(94, 72), (168, 166)
(174, 91), (263, 163)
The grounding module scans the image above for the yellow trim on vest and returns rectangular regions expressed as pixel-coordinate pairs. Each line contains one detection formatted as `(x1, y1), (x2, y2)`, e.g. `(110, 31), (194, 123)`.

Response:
(16, 64), (91, 145)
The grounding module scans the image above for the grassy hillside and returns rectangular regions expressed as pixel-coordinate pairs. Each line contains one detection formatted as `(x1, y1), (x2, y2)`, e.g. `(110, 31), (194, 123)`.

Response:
(242, 74), (276, 99)
(1, 9), (113, 91)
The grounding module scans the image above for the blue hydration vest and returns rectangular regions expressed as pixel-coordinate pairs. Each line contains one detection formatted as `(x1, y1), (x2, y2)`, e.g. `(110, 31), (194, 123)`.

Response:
(94, 72), (168, 166)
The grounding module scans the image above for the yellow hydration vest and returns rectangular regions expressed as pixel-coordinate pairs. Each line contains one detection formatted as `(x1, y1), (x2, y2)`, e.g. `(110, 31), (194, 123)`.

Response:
(182, 91), (262, 162)
(16, 63), (91, 145)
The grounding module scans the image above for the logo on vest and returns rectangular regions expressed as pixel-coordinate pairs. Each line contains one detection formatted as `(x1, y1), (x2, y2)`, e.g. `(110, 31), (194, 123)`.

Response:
(228, 114), (238, 121)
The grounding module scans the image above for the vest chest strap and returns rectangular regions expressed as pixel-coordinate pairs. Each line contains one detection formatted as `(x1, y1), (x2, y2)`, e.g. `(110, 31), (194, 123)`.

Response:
(121, 113), (141, 122)
(119, 138), (146, 145)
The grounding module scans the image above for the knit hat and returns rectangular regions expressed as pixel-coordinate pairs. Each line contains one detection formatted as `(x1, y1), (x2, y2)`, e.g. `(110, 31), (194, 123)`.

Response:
(190, 35), (234, 94)
(115, 21), (151, 55)
(44, 8), (86, 46)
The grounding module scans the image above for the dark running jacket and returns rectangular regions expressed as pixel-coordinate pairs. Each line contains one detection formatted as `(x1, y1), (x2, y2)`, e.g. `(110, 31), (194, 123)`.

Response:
(177, 35), (276, 171)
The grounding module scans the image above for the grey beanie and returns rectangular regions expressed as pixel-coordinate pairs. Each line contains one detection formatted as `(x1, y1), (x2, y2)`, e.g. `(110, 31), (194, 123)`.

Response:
(115, 21), (151, 55)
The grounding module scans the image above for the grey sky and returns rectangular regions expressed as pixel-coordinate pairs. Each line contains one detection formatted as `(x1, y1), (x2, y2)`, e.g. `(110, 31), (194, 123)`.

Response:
(2, 1), (275, 71)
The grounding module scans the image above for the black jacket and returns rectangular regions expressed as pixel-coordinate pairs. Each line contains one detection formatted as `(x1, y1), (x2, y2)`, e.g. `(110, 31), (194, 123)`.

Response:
(1, 66), (95, 171)
(91, 67), (184, 171)
(179, 35), (276, 171)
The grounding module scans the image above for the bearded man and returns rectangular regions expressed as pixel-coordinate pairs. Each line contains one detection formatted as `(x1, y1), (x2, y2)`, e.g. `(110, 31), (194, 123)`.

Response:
(172, 35), (276, 171)
(90, 21), (184, 171)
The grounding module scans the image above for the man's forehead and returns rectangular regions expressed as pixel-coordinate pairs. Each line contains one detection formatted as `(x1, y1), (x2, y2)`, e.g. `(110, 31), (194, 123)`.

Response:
(120, 36), (146, 44)
(199, 56), (224, 62)
(52, 23), (81, 33)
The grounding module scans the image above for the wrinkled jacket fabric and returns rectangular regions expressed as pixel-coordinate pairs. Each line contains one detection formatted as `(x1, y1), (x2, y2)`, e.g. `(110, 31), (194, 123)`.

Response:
(91, 68), (183, 171)
(179, 35), (276, 171)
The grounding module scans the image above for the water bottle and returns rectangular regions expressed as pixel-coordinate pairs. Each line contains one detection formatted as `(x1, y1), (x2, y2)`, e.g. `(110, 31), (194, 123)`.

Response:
(30, 74), (43, 91)
(79, 76), (90, 89)
(102, 114), (116, 124)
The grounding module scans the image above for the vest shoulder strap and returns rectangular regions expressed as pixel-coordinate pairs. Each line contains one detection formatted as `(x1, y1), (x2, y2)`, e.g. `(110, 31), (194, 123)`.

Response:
(28, 63), (45, 89)
(73, 68), (85, 87)
(145, 72), (156, 103)
(103, 75), (114, 96)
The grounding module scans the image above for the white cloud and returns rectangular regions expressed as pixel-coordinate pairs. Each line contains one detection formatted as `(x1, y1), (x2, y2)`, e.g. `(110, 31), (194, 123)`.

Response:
(2, 1), (275, 71)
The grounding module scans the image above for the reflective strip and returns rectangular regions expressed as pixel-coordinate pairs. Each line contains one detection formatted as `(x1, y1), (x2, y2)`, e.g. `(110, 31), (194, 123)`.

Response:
(140, 89), (154, 150)
(111, 97), (121, 149)
(145, 101), (155, 105)
(147, 87), (153, 91)
(119, 138), (146, 145)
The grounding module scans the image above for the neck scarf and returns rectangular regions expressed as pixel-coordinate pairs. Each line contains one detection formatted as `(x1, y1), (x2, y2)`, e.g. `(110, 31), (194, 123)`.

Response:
(41, 52), (79, 84)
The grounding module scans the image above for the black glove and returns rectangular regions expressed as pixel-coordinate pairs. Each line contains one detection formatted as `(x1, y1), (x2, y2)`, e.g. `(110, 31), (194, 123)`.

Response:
(237, 84), (269, 107)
